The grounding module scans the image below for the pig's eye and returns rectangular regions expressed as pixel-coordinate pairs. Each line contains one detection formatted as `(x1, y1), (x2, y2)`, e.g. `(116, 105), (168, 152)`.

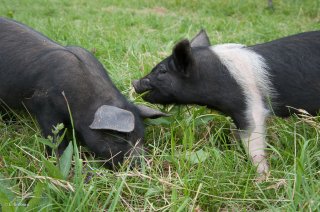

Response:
(157, 64), (167, 74)
(156, 67), (167, 80)
(159, 69), (167, 74)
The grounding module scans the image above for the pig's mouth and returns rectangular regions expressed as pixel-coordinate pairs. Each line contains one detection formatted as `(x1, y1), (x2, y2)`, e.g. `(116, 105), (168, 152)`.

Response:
(132, 79), (153, 94)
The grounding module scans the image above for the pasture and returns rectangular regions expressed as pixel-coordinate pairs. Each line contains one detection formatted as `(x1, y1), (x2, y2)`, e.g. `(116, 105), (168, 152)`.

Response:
(0, 0), (320, 211)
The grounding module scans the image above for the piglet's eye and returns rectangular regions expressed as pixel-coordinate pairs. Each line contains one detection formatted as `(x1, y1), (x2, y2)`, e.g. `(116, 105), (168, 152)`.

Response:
(157, 64), (167, 74)
(159, 68), (167, 74)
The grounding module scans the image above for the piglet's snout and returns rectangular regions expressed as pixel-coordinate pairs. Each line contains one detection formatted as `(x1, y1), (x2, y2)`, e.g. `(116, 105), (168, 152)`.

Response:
(132, 79), (152, 94)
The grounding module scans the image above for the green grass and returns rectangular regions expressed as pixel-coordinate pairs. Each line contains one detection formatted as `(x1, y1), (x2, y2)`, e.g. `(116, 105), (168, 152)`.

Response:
(1, 0), (320, 211)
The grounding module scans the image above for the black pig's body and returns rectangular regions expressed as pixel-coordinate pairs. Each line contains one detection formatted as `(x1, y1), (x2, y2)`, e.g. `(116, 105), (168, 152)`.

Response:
(133, 30), (320, 176)
(0, 17), (165, 167)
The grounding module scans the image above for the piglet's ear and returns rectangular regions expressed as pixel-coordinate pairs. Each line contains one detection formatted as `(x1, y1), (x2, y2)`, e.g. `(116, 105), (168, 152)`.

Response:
(89, 105), (135, 133)
(136, 105), (170, 119)
(190, 29), (211, 47)
(172, 39), (193, 76)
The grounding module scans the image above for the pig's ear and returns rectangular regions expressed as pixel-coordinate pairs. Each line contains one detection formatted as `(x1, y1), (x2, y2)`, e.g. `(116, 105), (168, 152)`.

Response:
(172, 39), (193, 75)
(190, 29), (211, 47)
(89, 105), (135, 133)
(136, 105), (170, 119)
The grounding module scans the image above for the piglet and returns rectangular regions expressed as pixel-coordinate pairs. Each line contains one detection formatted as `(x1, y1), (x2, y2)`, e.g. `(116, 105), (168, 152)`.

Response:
(133, 29), (320, 176)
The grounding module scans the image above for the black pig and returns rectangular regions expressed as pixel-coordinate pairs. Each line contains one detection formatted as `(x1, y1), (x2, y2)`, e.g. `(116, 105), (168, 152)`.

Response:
(0, 17), (167, 168)
(133, 29), (320, 176)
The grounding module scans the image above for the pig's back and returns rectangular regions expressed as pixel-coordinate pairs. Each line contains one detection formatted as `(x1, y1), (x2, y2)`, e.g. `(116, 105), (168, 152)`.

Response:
(0, 17), (61, 50)
(0, 18), (65, 107)
(249, 31), (320, 116)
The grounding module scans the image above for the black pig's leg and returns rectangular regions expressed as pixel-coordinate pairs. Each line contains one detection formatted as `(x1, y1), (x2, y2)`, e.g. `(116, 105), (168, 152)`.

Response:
(34, 108), (69, 156)
(25, 93), (69, 156)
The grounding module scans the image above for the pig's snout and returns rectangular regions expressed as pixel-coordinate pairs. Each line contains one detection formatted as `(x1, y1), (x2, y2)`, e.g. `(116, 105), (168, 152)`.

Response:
(132, 80), (140, 92)
(132, 79), (152, 94)
(126, 142), (145, 169)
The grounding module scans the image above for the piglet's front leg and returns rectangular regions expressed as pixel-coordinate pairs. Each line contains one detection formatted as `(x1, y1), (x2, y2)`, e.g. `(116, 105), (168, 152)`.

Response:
(241, 131), (269, 176)
(238, 106), (270, 180)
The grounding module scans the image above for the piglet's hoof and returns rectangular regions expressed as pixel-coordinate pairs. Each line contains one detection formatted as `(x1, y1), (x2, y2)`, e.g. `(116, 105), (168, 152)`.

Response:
(255, 163), (270, 183)
(255, 171), (270, 183)
(254, 158), (270, 183)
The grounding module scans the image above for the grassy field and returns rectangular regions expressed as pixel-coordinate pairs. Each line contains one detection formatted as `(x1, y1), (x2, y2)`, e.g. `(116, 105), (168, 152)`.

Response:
(1, 0), (320, 211)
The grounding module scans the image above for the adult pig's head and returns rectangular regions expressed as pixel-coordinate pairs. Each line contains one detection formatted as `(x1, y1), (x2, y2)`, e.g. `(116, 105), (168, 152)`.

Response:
(80, 103), (167, 169)
(132, 30), (211, 104)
